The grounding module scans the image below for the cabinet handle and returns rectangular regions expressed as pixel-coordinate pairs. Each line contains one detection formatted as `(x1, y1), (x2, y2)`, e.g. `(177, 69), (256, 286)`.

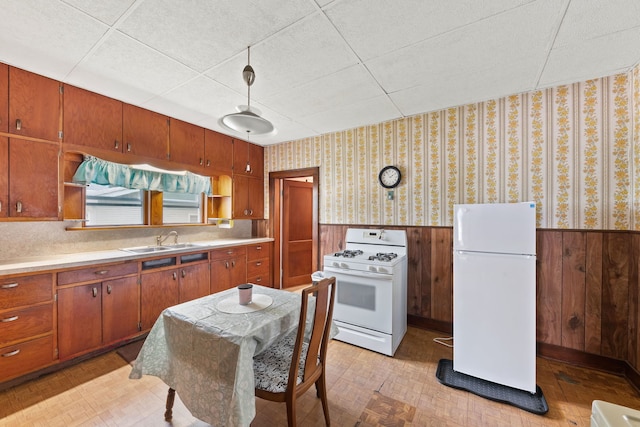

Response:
(256, 262), (262, 266)
(255, 277), (262, 282)
(92, 287), (98, 297)
(172, 271), (177, 280)
(107, 285), (112, 294)
(225, 261), (229, 269)
(244, 209), (248, 215)
(199, 158), (203, 166)
(181, 269), (186, 278)
(231, 260), (235, 268)
(0, 200), (2, 212)
(255, 246), (262, 251)
(2, 349), (20, 358)
(206, 159), (211, 167)
(249, 209), (253, 215)
(95, 270), (108, 275)
(15, 119), (22, 131)
(1, 282), (18, 289)
(16, 201), (22, 213)
(127, 142), (132, 152)
(1, 316), (18, 323)
(114, 140), (120, 150)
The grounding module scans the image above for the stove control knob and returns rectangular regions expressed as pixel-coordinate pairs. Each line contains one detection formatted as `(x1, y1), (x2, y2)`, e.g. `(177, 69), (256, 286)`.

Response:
(340, 262), (349, 269)
(368, 266), (378, 273)
(332, 261), (340, 268)
(377, 267), (389, 274)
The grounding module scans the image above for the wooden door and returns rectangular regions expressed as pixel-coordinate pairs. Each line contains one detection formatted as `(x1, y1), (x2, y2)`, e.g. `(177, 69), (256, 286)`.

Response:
(169, 118), (204, 167)
(63, 85), (123, 152)
(0, 136), (7, 218)
(9, 138), (59, 218)
(9, 67), (61, 141)
(102, 276), (139, 344)
(204, 130), (233, 175)
(140, 269), (179, 330)
(123, 104), (169, 161)
(58, 284), (102, 359)
(282, 180), (313, 287)
(0, 63), (8, 133)
(178, 262), (210, 303)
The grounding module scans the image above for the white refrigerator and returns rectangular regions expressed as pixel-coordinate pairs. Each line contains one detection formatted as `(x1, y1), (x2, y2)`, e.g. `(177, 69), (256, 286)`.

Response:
(453, 202), (537, 393)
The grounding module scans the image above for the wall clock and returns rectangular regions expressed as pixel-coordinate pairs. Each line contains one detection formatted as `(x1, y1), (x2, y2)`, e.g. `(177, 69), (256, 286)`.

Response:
(378, 166), (402, 189)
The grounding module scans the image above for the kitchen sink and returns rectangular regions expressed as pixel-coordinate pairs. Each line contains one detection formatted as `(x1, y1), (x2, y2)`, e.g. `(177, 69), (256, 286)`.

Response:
(120, 243), (202, 254)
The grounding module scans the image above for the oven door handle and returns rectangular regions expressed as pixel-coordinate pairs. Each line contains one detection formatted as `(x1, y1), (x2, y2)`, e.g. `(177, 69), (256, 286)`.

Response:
(324, 267), (391, 279)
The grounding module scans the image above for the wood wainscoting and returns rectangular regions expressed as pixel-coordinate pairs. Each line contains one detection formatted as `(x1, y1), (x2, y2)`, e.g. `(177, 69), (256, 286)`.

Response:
(319, 224), (640, 391)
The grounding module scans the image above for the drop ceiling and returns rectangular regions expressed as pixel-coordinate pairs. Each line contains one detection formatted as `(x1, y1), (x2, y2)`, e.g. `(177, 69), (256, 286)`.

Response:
(1, 0), (639, 146)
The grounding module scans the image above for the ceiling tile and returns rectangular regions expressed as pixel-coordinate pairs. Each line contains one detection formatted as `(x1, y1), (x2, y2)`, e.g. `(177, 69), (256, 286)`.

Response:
(554, 0), (640, 47)
(0, 0), (109, 79)
(265, 64), (385, 118)
(324, 0), (535, 61)
(61, 0), (137, 25)
(539, 27), (640, 87)
(65, 31), (198, 104)
(118, 0), (315, 72)
(207, 12), (358, 99)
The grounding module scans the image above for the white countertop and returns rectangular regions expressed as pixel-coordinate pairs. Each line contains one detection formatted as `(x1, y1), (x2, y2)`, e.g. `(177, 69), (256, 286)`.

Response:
(0, 237), (273, 276)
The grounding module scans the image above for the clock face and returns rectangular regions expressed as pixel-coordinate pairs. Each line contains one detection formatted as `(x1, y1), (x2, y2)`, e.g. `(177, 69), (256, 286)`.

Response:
(378, 166), (401, 189)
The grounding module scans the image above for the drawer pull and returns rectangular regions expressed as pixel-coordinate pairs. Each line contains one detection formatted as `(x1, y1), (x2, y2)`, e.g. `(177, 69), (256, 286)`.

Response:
(1, 282), (18, 289)
(2, 349), (20, 357)
(256, 262), (262, 266)
(95, 270), (109, 275)
(255, 246), (262, 250)
(1, 316), (18, 323)
(255, 277), (262, 282)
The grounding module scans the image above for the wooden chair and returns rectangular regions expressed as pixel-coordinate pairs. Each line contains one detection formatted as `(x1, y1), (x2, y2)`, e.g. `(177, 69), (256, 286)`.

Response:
(253, 277), (336, 427)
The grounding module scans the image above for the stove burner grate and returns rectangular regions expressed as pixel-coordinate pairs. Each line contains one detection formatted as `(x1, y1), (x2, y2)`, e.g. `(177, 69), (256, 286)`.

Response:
(368, 252), (399, 262)
(334, 250), (363, 258)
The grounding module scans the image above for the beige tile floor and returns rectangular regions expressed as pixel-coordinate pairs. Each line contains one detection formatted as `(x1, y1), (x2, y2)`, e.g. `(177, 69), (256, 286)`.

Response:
(1, 326), (639, 426)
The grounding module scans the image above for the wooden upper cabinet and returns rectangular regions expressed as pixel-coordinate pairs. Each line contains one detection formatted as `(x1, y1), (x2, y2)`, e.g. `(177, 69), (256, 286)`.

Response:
(9, 138), (59, 218)
(9, 67), (61, 141)
(233, 139), (263, 177)
(204, 130), (233, 175)
(0, 64), (8, 133)
(63, 85), (123, 152)
(169, 118), (204, 168)
(233, 175), (264, 219)
(0, 137), (7, 218)
(122, 104), (169, 161)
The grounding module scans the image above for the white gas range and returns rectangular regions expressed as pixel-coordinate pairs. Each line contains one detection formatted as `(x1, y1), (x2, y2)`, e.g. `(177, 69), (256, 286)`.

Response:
(323, 228), (407, 356)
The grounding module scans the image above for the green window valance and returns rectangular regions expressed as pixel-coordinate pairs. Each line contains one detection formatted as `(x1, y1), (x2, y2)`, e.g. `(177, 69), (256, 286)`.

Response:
(72, 156), (212, 196)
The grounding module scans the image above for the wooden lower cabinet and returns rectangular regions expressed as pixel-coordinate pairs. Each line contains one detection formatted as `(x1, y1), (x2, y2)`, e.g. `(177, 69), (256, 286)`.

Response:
(0, 335), (55, 381)
(178, 262), (210, 303)
(210, 247), (247, 293)
(140, 269), (179, 331)
(246, 243), (272, 287)
(58, 276), (138, 360)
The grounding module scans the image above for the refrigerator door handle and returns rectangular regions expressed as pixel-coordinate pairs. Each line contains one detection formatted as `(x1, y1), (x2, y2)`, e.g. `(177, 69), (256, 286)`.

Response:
(455, 250), (535, 259)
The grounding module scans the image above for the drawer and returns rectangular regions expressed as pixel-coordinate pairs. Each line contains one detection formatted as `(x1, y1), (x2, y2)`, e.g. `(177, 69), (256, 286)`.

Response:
(247, 243), (271, 261)
(210, 246), (246, 261)
(247, 258), (269, 277)
(0, 273), (53, 310)
(247, 273), (271, 287)
(0, 335), (54, 382)
(58, 262), (138, 286)
(0, 303), (53, 346)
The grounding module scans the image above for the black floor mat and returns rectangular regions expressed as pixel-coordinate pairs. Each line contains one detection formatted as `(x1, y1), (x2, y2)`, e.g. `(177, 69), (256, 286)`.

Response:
(436, 359), (549, 415)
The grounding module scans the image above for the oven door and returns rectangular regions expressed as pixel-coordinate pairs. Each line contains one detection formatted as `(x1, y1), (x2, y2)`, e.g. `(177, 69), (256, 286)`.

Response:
(323, 266), (393, 334)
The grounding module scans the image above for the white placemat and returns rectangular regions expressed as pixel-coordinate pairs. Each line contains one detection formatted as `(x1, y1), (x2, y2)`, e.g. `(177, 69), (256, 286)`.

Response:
(216, 293), (273, 314)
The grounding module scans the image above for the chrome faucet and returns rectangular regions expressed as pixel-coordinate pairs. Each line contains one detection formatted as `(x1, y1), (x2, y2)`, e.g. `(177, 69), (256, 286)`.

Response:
(156, 230), (179, 246)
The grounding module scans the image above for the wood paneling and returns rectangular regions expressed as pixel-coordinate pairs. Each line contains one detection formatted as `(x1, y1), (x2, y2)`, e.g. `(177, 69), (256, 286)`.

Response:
(631, 235), (640, 370)
(537, 230), (563, 345)
(585, 232), (603, 354)
(601, 232), (629, 360)
(406, 227), (431, 318)
(430, 228), (452, 322)
(561, 231), (586, 350)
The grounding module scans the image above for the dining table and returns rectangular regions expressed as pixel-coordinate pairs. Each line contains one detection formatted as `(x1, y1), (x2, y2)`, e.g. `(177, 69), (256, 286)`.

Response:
(129, 284), (305, 427)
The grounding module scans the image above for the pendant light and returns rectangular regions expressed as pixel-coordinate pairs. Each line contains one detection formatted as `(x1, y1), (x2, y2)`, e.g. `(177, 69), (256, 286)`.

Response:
(221, 46), (274, 135)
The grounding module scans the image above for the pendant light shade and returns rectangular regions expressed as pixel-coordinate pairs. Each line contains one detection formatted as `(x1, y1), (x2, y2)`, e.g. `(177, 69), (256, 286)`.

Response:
(221, 47), (274, 135)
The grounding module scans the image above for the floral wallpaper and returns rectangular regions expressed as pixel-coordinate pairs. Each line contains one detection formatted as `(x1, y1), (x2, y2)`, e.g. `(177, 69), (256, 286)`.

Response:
(266, 64), (640, 230)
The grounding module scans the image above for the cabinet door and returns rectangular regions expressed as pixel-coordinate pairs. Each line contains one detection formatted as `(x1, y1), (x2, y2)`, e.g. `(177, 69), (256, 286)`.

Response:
(232, 175), (250, 219)
(210, 258), (232, 294)
(233, 139), (263, 177)
(247, 176), (264, 218)
(63, 85), (123, 152)
(58, 284), (102, 359)
(102, 276), (139, 344)
(0, 136), (7, 218)
(123, 104), (169, 161)
(140, 269), (179, 330)
(9, 138), (59, 218)
(204, 130), (233, 175)
(0, 63), (7, 133)
(169, 118), (204, 167)
(9, 67), (61, 141)
(229, 255), (248, 288)
(178, 262), (209, 303)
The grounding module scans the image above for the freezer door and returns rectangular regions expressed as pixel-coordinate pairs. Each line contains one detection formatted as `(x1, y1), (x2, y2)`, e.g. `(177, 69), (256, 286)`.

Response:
(453, 202), (536, 255)
(453, 250), (537, 393)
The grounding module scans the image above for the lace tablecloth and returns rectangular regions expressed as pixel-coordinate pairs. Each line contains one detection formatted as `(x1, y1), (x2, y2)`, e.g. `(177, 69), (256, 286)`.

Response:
(130, 285), (302, 426)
